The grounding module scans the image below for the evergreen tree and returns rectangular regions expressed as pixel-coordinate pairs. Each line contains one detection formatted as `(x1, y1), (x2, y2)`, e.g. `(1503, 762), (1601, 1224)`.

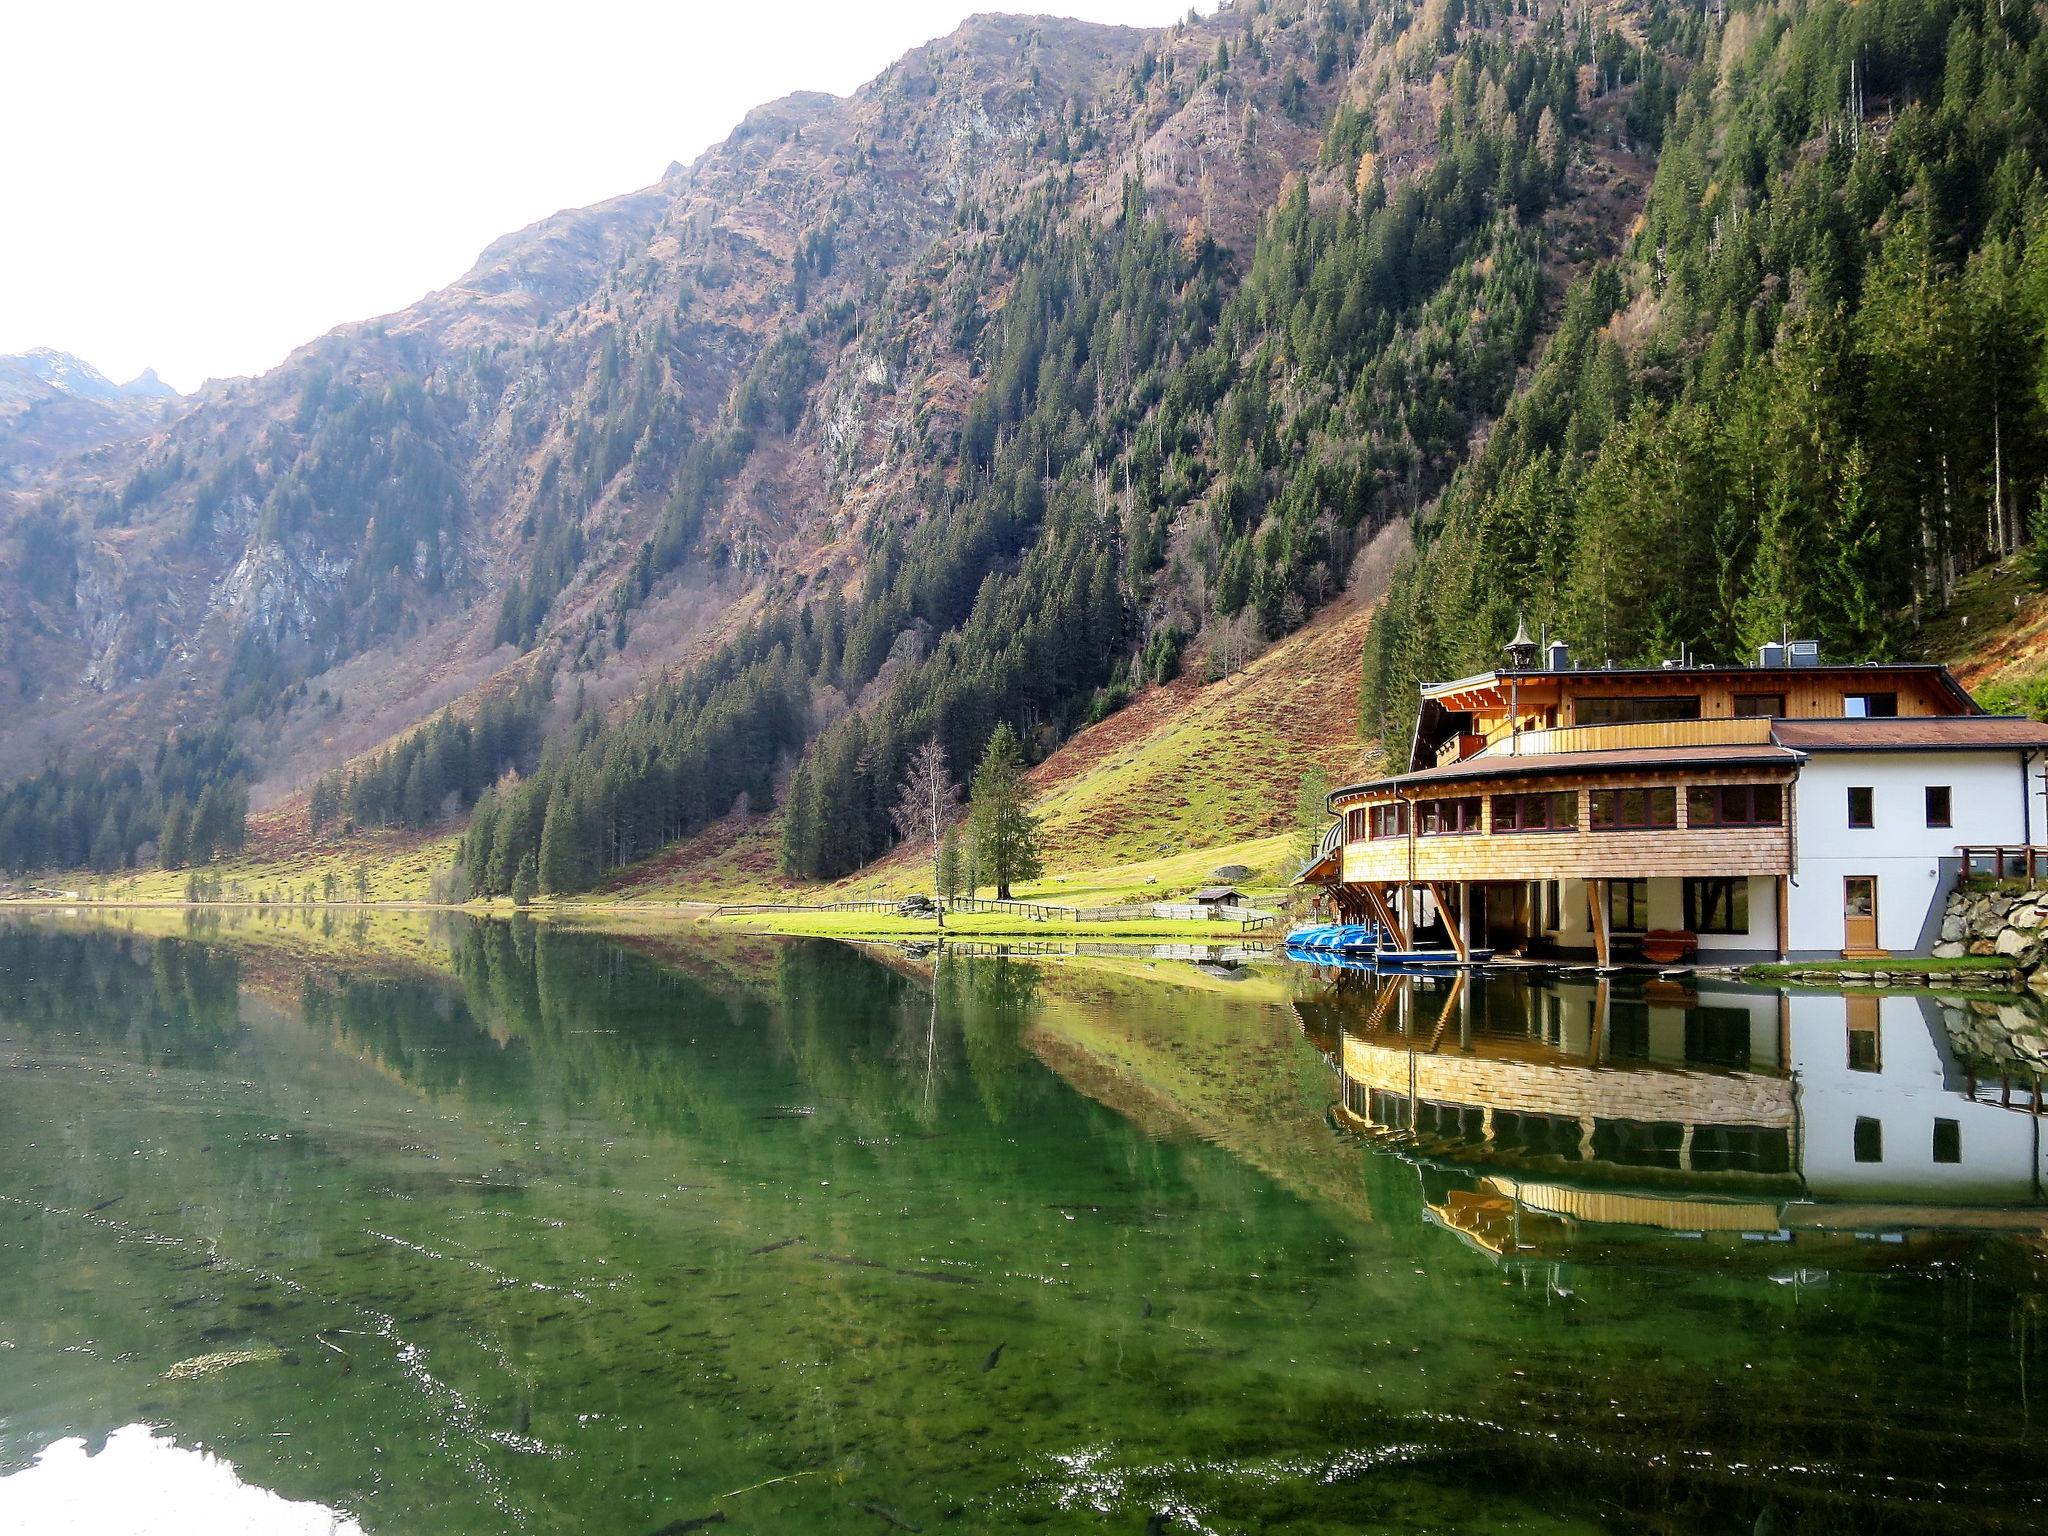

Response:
(966, 724), (1041, 901)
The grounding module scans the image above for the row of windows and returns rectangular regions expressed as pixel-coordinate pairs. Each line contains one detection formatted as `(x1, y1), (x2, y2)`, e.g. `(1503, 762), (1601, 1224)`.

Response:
(1601, 877), (1751, 934)
(1571, 691), (1900, 724)
(1848, 784), (1951, 828)
(1853, 1116), (1962, 1164)
(1348, 781), (1956, 837)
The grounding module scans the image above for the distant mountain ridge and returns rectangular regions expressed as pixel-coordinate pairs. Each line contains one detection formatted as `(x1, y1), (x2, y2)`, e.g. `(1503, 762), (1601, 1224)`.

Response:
(0, 348), (180, 484)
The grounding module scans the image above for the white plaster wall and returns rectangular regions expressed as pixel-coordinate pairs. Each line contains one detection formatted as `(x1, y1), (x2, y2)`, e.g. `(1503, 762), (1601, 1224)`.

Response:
(1789, 751), (2039, 954)
(1788, 993), (2045, 1201)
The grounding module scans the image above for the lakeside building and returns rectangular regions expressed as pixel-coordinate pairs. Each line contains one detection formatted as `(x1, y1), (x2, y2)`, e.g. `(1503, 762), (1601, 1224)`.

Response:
(1300, 639), (2048, 963)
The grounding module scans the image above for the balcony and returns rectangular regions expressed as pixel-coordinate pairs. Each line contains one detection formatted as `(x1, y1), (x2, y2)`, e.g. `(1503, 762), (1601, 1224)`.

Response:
(1437, 716), (1777, 766)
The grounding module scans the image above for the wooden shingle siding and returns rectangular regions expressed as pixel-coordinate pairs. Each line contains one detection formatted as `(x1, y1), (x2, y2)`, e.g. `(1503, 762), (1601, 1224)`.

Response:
(1335, 767), (1795, 882)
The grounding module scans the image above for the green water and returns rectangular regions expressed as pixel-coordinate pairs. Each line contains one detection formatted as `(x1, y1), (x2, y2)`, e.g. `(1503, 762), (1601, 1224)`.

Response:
(0, 917), (2043, 1533)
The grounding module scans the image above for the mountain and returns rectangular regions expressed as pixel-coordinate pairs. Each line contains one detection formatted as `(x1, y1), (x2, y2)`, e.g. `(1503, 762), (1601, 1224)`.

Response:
(0, 348), (180, 480)
(6, 0), (2044, 897)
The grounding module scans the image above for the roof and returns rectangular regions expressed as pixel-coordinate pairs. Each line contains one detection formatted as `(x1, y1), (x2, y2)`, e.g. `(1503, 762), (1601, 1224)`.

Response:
(1329, 744), (1803, 802)
(1420, 662), (1979, 712)
(1770, 716), (2048, 752)
(1189, 886), (1244, 901)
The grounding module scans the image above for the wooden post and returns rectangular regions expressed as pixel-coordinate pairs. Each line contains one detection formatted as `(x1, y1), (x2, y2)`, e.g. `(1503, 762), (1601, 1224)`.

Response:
(1588, 879), (1612, 970)
(1429, 881), (1470, 963)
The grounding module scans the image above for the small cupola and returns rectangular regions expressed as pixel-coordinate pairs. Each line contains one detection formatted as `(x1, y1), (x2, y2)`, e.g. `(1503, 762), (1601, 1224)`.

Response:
(1504, 616), (1539, 671)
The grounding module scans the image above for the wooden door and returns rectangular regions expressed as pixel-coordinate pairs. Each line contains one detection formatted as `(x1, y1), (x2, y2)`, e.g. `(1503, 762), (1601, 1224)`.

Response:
(1843, 876), (1879, 953)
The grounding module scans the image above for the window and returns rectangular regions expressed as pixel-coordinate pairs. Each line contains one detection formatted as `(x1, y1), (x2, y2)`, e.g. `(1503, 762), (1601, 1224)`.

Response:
(1686, 784), (1784, 827)
(1925, 785), (1952, 828)
(1853, 1116), (1884, 1163)
(1543, 879), (1561, 931)
(1733, 693), (1785, 718)
(1576, 695), (1702, 726)
(1367, 803), (1408, 840)
(1932, 1118), (1961, 1165)
(1344, 807), (1366, 842)
(1416, 797), (1482, 836)
(1608, 879), (1651, 933)
(1490, 790), (1579, 833)
(1847, 786), (1874, 828)
(1843, 692), (1899, 718)
(1683, 878), (1750, 935)
(1589, 786), (1678, 830)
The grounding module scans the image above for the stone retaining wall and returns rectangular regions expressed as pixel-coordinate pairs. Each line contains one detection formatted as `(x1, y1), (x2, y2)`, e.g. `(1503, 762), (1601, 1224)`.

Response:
(1934, 885), (2048, 986)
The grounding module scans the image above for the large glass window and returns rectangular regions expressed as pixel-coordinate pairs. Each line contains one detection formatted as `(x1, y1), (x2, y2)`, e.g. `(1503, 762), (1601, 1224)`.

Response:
(1844, 692), (1899, 718)
(1367, 803), (1408, 839)
(1490, 790), (1579, 833)
(1683, 878), (1750, 935)
(1416, 797), (1482, 836)
(1608, 879), (1651, 932)
(1686, 784), (1783, 827)
(1576, 695), (1703, 725)
(1733, 693), (1785, 718)
(1589, 786), (1678, 830)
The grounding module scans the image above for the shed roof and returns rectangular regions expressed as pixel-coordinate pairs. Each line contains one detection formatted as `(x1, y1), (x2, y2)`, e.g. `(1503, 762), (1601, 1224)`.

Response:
(1189, 886), (1244, 901)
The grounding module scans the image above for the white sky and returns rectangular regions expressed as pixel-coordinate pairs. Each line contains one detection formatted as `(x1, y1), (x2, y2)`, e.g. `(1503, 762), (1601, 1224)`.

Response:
(0, 1), (1196, 393)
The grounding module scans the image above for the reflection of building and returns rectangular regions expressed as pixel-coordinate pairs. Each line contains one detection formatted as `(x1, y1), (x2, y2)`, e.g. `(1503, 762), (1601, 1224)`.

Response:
(1318, 975), (2048, 1265)
(1299, 648), (2048, 962)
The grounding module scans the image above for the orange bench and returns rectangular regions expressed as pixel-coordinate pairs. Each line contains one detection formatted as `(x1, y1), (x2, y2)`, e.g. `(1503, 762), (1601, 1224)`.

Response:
(1640, 929), (1698, 964)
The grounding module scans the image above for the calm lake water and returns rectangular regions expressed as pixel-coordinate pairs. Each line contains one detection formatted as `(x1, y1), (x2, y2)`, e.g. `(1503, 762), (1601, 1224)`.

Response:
(1, 914), (2044, 1533)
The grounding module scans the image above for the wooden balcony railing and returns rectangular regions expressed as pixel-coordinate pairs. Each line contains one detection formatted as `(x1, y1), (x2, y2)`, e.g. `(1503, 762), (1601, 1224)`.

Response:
(1957, 846), (2048, 882)
(1464, 716), (1776, 760)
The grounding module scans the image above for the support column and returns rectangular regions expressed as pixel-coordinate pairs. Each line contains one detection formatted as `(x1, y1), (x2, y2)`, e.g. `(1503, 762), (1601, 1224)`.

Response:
(1430, 882), (1471, 963)
(1588, 879), (1612, 969)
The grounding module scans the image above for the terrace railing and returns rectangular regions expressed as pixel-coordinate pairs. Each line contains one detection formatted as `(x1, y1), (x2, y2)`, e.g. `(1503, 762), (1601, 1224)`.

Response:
(1957, 846), (2048, 883)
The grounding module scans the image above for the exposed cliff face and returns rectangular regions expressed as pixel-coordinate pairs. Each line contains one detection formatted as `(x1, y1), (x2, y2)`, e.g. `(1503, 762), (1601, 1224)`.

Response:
(0, 0), (1663, 841)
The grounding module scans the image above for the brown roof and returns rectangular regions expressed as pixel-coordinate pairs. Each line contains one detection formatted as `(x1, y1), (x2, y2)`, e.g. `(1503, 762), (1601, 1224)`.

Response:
(1770, 717), (2048, 751)
(1330, 744), (1802, 802)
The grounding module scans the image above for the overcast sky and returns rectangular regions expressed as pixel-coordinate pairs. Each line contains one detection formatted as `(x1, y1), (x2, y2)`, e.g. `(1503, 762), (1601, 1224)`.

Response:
(0, 1), (1196, 393)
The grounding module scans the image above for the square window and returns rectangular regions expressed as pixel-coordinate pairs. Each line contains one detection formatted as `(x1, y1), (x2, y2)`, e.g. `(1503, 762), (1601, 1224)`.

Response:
(1847, 786), (1873, 828)
(1932, 1118), (1961, 1164)
(1734, 693), (1785, 718)
(1844, 692), (1899, 718)
(1925, 786), (1951, 828)
(1853, 1116), (1883, 1164)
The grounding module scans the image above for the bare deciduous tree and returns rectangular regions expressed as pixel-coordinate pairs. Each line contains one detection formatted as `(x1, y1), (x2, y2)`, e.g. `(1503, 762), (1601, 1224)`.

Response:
(890, 737), (960, 897)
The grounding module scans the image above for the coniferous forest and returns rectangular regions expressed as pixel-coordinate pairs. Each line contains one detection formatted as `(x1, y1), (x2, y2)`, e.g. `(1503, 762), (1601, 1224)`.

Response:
(7, 0), (2048, 894)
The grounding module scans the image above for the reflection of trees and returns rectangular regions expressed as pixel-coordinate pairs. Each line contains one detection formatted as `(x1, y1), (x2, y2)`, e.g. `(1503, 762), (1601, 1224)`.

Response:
(0, 925), (239, 1063)
(299, 973), (533, 1101)
(947, 954), (1038, 1124)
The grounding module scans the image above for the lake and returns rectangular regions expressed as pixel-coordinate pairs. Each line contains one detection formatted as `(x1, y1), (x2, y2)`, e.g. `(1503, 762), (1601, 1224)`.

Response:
(0, 913), (2043, 1533)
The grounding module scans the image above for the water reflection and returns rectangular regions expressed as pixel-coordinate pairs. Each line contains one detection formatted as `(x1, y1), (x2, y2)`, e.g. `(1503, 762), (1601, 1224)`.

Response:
(2, 915), (2046, 1533)
(1304, 969), (2048, 1266)
(0, 1425), (365, 1535)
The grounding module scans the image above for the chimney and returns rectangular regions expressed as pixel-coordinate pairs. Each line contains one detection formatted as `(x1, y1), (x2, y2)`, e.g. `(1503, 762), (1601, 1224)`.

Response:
(1545, 639), (1571, 672)
(1758, 642), (1786, 668)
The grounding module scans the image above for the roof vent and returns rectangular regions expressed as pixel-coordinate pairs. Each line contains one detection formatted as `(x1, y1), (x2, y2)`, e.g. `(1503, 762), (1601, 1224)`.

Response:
(1758, 642), (1787, 668)
(1788, 639), (1821, 667)
(1545, 639), (1571, 672)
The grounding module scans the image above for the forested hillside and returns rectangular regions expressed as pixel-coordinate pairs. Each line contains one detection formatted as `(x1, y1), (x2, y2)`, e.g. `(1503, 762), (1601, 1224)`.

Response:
(10, 0), (2047, 898)
(461, 0), (1675, 897)
(1363, 0), (2048, 763)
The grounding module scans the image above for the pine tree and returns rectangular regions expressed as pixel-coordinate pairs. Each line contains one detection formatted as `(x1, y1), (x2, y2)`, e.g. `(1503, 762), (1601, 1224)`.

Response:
(967, 723), (1041, 901)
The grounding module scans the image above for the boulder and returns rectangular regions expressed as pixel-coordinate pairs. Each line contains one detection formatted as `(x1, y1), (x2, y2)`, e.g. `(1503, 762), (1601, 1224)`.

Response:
(1970, 939), (1998, 956)
(1940, 913), (1967, 942)
(1996, 928), (2032, 957)
(1933, 940), (1967, 959)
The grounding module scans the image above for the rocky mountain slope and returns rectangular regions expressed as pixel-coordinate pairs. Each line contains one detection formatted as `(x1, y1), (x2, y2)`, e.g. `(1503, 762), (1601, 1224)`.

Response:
(2, 0), (1676, 886)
